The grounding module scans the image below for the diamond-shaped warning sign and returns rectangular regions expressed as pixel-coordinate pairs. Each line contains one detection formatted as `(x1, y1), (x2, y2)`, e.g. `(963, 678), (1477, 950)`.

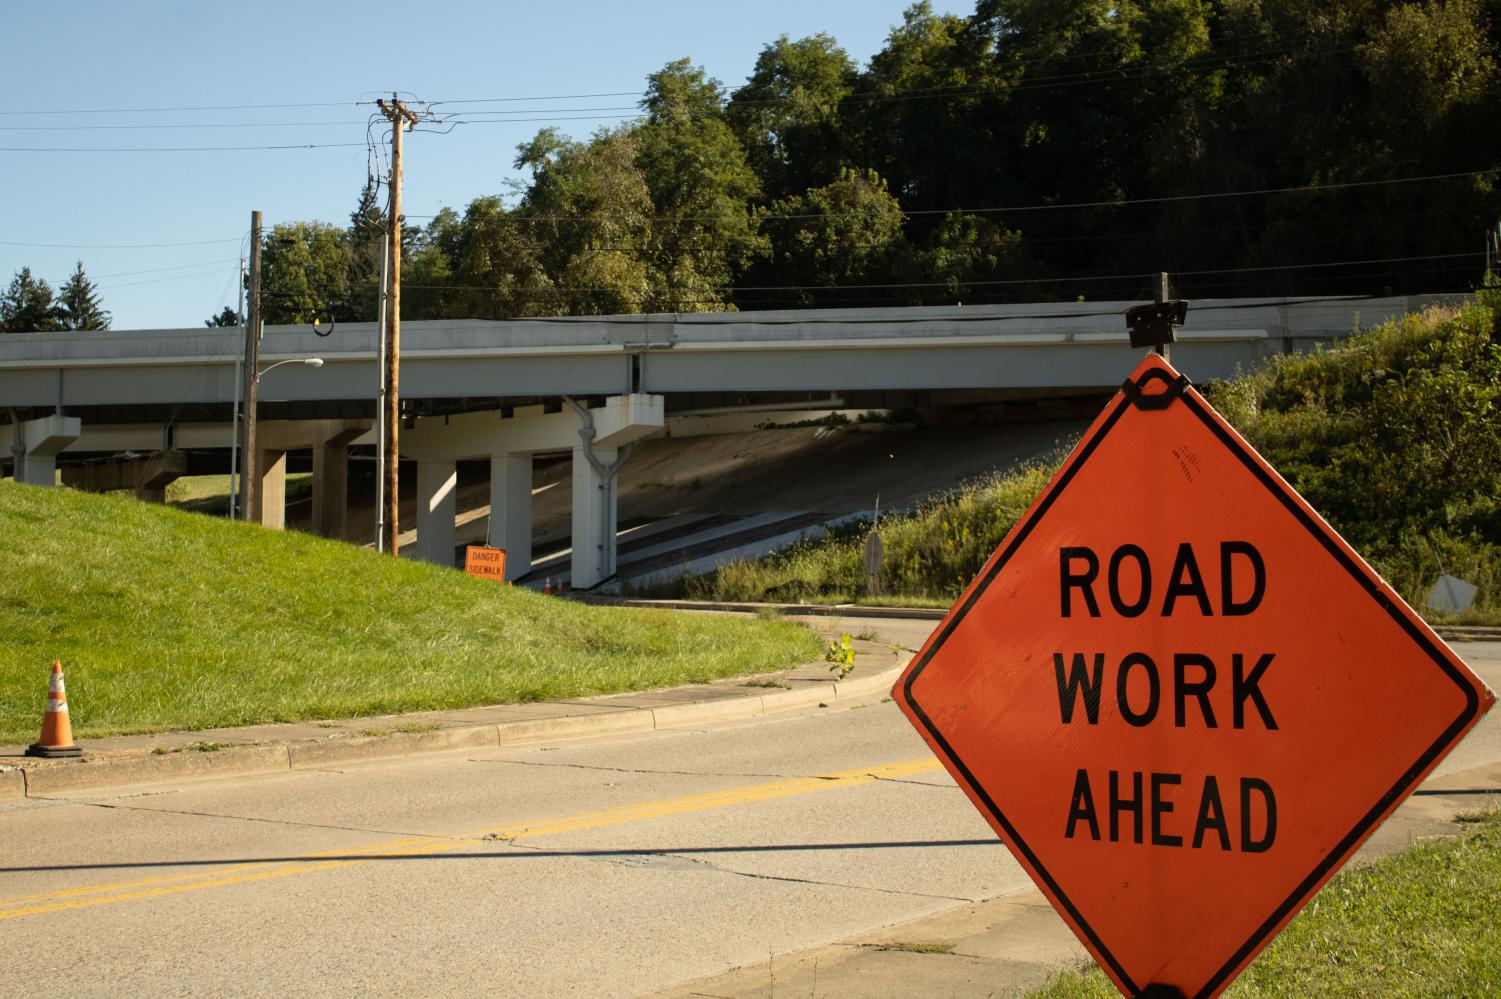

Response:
(893, 355), (1494, 999)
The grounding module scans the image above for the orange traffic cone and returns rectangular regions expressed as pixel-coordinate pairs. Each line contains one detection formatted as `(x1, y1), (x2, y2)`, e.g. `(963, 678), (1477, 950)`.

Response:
(543, 577), (554, 596)
(27, 660), (82, 759)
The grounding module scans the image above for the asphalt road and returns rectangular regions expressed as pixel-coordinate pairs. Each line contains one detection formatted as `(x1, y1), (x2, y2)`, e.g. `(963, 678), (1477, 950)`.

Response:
(1, 637), (1496, 999)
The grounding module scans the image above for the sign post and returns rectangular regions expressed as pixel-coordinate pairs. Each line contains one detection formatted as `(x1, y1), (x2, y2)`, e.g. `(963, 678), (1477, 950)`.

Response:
(893, 354), (1494, 998)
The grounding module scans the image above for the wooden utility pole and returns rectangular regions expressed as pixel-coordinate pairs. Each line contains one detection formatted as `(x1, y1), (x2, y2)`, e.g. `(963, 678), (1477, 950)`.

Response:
(377, 96), (417, 556)
(238, 210), (263, 521)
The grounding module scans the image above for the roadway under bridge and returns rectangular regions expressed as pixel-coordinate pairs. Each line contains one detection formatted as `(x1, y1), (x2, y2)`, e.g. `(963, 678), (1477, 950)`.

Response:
(0, 295), (1460, 587)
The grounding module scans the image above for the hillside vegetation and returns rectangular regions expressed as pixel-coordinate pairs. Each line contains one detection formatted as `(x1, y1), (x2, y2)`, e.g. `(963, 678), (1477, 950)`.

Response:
(0, 484), (819, 745)
(670, 298), (1501, 624)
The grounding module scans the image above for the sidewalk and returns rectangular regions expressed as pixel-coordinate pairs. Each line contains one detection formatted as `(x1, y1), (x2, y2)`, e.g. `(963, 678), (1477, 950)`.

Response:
(0, 622), (909, 800)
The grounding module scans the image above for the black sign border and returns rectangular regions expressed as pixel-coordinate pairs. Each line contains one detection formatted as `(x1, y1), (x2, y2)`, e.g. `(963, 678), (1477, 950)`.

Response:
(899, 366), (1485, 999)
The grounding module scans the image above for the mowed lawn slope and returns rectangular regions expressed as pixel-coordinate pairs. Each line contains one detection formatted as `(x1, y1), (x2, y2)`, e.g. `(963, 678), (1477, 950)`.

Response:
(0, 483), (820, 745)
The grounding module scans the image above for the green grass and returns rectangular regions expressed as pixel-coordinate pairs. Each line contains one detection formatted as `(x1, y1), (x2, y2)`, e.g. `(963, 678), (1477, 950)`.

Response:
(166, 473), (313, 516)
(1028, 811), (1501, 998)
(0, 482), (821, 745)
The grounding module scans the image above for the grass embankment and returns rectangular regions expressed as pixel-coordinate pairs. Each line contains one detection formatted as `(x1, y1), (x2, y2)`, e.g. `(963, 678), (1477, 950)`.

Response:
(165, 473), (313, 516)
(1029, 810), (1501, 997)
(657, 299), (1501, 625)
(0, 483), (820, 745)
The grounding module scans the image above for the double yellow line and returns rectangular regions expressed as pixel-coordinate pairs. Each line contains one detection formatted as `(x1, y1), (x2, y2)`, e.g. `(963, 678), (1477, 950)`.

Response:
(0, 757), (942, 922)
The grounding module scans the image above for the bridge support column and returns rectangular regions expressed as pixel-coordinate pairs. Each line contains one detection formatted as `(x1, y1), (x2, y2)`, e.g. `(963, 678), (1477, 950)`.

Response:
(15, 413), (81, 487)
(416, 459), (458, 566)
(310, 428), (363, 540)
(253, 450), (287, 530)
(61, 451), (188, 502)
(571, 445), (621, 589)
(489, 453), (532, 581)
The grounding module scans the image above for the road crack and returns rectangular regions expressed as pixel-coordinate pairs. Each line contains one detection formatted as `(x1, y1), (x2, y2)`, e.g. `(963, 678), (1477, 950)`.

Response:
(496, 841), (978, 903)
(42, 798), (448, 841)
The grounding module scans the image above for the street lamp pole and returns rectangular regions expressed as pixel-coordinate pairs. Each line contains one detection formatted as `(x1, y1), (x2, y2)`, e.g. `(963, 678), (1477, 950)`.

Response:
(238, 357), (324, 523)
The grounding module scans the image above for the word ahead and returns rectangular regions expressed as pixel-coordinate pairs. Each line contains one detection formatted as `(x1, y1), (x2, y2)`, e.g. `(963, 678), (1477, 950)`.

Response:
(894, 355), (1493, 999)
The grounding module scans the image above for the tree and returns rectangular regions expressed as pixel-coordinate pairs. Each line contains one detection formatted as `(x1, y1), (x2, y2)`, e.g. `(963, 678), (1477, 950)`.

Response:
(259, 222), (353, 324)
(56, 261), (110, 331)
(635, 60), (764, 311)
(752, 169), (907, 305)
(728, 34), (860, 202)
(204, 307), (240, 327)
(515, 126), (655, 315)
(857, 2), (999, 216)
(341, 178), (387, 322)
(904, 212), (1032, 304)
(0, 267), (64, 333)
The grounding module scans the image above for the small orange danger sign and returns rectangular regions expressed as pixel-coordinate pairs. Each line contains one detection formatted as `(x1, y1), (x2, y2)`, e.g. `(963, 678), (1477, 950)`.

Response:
(463, 545), (507, 581)
(893, 355), (1494, 998)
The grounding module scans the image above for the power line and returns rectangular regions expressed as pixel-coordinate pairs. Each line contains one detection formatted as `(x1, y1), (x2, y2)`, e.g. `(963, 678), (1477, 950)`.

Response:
(401, 169), (1500, 226)
(0, 100), (372, 117)
(97, 266), (245, 290)
(0, 236), (242, 249)
(0, 120), (371, 132)
(362, 251), (1483, 298)
(90, 257), (241, 279)
(0, 141), (368, 153)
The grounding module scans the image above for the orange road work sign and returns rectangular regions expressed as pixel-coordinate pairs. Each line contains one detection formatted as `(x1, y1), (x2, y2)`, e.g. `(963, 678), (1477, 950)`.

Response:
(463, 545), (507, 581)
(893, 355), (1495, 999)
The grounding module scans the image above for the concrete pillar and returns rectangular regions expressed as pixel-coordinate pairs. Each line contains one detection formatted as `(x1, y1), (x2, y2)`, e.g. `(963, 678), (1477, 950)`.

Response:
(489, 452), (533, 581)
(571, 445), (619, 589)
(415, 459), (458, 566)
(15, 413), (81, 486)
(62, 451), (187, 501)
(254, 449), (287, 530)
(311, 443), (349, 540)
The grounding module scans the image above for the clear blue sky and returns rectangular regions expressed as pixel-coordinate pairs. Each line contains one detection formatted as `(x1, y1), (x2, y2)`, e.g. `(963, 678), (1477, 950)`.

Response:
(3, 0), (970, 331)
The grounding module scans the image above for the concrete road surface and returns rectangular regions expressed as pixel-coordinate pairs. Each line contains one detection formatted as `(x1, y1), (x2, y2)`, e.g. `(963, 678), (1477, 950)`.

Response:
(0, 639), (1496, 999)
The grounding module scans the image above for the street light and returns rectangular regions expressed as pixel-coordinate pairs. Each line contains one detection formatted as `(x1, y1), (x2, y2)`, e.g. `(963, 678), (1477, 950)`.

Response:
(232, 357), (324, 521)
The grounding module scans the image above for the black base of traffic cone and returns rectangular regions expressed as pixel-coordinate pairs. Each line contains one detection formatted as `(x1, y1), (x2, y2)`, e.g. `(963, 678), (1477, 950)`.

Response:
(25, 743), (82, 758)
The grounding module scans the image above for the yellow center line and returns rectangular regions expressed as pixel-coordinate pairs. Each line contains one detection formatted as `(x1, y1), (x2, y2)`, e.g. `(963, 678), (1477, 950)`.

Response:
(0, 756), (943, 922)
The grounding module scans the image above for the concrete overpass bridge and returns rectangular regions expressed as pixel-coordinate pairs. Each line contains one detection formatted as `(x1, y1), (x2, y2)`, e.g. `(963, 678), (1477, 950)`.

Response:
(0, 295), (1457, 586)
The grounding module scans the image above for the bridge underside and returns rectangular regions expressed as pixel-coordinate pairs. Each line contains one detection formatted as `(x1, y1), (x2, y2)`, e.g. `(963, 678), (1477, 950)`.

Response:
(0, 296), (1460, 586)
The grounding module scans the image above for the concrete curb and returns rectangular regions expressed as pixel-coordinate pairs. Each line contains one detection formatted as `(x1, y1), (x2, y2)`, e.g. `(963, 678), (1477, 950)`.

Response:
(587, 597), (1499, 642)
(286, 724), (503, 769)
(3, 663), (906, 799)
(585, 597), (948, 621)
(1, 767), (25, 801)
(21, 744), (292, 796)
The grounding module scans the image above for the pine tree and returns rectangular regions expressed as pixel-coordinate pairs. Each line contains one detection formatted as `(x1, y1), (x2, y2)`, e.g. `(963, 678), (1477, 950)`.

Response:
(0, 267), (64, 333)
(204, 306), (241, 327)
(56, 261), (110, 331)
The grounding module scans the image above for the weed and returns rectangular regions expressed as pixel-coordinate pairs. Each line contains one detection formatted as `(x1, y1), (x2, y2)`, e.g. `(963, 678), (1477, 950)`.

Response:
(867, 942), (955, 955)
(391, 722), (441, 734)
(825, 633), (856, 679)
(744, 678), (792, 689)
